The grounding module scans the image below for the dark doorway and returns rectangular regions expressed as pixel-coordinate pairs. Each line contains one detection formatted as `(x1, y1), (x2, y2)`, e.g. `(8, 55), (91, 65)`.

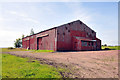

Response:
(37, 37), (42, 50)
(73, 42), (78, 50)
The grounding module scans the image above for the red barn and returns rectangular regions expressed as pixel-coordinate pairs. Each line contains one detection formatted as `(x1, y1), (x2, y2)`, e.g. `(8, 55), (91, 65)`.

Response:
(22, 20), (101, 51)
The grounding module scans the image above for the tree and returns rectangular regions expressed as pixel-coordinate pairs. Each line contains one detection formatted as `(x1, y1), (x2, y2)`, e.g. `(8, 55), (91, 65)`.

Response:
(30, 28), (34, 35)
(22, 34), (25, 38)
(104, 44), (107, 46)
(14, 38), (22, 48)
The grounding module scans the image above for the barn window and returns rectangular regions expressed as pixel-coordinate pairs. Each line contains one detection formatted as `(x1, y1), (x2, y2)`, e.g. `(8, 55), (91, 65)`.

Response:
(88, 42), (91, 46)
(92, 42), (94, 46)
(68, 23), (71, 25)
(68, 30), (70, 32)
(81, 41), (87, 46)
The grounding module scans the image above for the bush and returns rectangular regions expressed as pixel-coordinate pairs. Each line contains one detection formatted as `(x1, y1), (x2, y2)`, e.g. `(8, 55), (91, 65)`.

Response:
(14, 38), (22, 48)
(8, 47), (14, 49)
(104, 48), (111, 50)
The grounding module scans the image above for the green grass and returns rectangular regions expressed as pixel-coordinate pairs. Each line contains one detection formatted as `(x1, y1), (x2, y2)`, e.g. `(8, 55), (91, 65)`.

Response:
(2, 48), (54, 53)
(0, 50), (1, 79)
(2, 48), (27, 52)
(2, 54), (62, 78)
(30, 50), (54, 53)
(102, 46), (120, 50)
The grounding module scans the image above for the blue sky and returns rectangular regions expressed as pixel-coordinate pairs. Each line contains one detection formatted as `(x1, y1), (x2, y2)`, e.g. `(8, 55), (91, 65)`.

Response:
(0, 2), (118, 47)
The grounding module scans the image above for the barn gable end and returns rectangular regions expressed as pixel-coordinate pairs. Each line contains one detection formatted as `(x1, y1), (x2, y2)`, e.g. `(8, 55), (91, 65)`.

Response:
(22, 20), (101, 51)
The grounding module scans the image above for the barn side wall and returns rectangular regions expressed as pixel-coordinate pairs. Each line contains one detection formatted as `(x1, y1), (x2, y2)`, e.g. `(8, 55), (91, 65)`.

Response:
(22, 28), (57, 51)
(23, 20), (101, 51)
(22, 37), (30, 49)
(56, 25), (72, 51)
(57, 20), (100, 51)
(36, 28), (56, 51)
(95, 38), (101, 50)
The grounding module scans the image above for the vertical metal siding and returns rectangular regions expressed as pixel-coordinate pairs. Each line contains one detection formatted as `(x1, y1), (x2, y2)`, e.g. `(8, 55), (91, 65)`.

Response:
(22, 20), (101, 51)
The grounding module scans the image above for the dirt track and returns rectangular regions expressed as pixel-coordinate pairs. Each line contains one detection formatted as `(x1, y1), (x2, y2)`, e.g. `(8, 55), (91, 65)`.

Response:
(3, 50), (118, 78)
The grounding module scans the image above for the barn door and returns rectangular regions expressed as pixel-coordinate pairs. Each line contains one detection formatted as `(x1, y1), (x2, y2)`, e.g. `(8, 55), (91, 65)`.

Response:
(73, 42), (78, 50)
(72, 37), (79, 50)
(37, 37), (42, 50)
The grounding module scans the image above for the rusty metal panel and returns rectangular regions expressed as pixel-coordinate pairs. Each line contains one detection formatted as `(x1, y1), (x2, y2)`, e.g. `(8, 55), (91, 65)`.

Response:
(22, 36), (30, 49)
(56, 20), (101, 51)
(29, 35), (36, 50)
(72, 36), (81, 50)
(22, 28), (56, 51)
(22, 20), (101, 51)
(57, 24), (72, 51)
(35, 28), (56, 51)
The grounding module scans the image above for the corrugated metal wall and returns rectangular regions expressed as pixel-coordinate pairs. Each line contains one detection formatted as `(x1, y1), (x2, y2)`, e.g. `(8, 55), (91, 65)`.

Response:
(57, 20), (101, 51)
(22, 28), (56, 51)
(22, 20), (101, 51)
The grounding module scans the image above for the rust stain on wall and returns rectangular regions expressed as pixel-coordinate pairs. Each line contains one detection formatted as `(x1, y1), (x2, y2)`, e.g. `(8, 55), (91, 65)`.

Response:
(22, 20), (101, 51)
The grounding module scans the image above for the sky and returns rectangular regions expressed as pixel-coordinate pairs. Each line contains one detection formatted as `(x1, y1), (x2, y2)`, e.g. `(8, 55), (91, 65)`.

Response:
(0, 1), (118, 47)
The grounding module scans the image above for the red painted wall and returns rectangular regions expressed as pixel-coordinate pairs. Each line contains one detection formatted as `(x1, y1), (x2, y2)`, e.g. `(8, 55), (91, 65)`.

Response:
(95, 38), (101, 50)
(22, 20), (101, 51)
(22, 28), (57, 51)
(57, 24), (72, 51)
(36, 28), (56, 50)
(57, 20), (100, 51)
(22, 37), (30, 49)
(29, 35), (36, 50)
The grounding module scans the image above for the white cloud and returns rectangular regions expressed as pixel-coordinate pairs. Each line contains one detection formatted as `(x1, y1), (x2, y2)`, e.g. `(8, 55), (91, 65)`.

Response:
(24, 18), (40, 24)
(0, 28), (22, 47)
(0, 17), (4, 21)
(73, 10), (92, 24)
(65, 3), (93, 27)
(9, 11), (40, 24)
(9, 11), (28, 17)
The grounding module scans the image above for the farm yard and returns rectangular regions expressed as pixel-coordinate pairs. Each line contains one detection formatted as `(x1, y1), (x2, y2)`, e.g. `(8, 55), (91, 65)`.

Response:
(0, 1), (118, 79)
(2, 54), (63, 78)
(1, 48), (118, 78)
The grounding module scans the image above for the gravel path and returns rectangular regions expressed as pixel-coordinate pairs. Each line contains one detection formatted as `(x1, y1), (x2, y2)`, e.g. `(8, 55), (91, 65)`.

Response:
(3, 50), (118, 78)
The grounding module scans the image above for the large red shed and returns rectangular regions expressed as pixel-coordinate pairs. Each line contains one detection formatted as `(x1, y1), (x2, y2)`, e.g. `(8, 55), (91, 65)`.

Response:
(22, 20), (101, 51)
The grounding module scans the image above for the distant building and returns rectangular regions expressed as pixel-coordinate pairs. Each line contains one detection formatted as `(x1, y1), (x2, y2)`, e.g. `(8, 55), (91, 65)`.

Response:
(22, 20), (101, 51)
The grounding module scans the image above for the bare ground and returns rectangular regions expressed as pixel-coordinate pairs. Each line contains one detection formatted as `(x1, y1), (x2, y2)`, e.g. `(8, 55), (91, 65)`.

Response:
(2, 50), (118, 78)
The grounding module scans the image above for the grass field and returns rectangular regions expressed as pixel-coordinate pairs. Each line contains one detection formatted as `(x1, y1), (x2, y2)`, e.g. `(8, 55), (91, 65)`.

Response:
(30, 50), (54, 53)
(2, 48), (54, 53)
(2, 48), (27, 52)
(2, 53), (63, 78)
(102, 46), (120, 50)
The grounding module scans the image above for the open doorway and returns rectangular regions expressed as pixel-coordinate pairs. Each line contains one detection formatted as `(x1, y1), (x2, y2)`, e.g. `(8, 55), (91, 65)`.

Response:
(73, 42), (78, 50)
(37, 37), (42, 50)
